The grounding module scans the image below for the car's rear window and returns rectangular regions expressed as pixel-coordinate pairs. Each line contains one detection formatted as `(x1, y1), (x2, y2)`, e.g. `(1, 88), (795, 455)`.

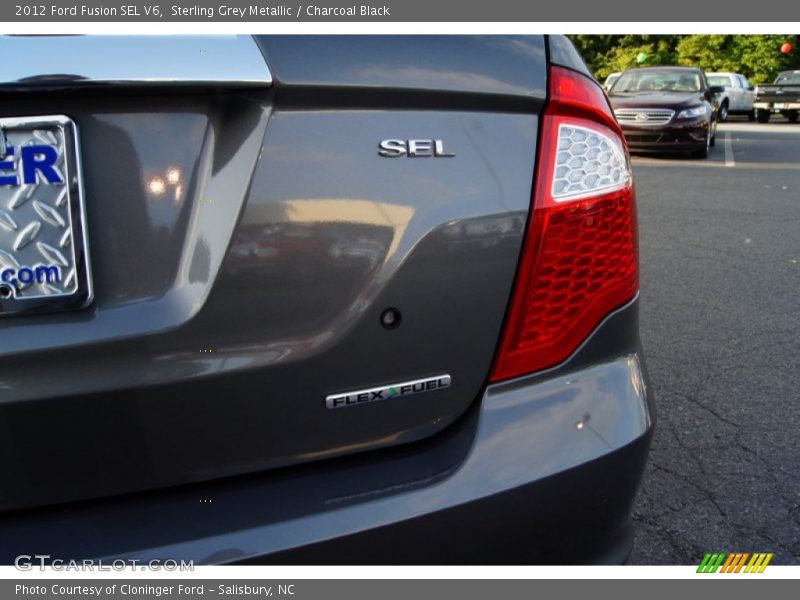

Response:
(775, 72), (800, 84)
(707, 75), (732, 87)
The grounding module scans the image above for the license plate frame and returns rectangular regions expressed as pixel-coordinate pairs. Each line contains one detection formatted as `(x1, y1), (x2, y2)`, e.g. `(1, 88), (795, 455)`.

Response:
(0, 115), (93, 317)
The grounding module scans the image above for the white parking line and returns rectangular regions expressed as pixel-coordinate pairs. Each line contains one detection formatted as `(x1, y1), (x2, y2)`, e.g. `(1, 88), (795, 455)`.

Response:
(631, 159), (800, 170)
(724, 131), (735, 167)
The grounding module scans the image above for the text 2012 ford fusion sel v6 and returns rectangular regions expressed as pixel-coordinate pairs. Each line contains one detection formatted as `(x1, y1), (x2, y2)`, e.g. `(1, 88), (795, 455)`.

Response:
(0, 35), (652, 565)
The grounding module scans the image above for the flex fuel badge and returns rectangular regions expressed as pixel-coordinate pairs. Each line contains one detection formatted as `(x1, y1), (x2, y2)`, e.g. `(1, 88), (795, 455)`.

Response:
(325, 375), (451, 409)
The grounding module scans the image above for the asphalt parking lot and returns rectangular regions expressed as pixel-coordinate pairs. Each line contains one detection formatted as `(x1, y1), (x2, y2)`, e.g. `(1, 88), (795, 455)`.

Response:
(628, 117), (800, 564)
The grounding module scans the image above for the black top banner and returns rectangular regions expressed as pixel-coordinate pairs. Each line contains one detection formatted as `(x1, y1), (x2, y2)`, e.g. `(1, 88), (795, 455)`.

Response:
(4, 0), (798, 22)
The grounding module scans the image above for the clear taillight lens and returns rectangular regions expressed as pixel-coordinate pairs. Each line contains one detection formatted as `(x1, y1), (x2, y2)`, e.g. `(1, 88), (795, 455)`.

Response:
(552, 124), (630, 201)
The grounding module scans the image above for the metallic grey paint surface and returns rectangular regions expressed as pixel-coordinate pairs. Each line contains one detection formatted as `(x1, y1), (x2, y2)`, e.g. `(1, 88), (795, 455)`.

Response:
(0, 96), (269, 359)
(0, 300), (652, 563)
(0, 36), (272, 90)
(255, 35), (547, 101)
(0, 36), (543, 511)
(548, 34), (593, 79)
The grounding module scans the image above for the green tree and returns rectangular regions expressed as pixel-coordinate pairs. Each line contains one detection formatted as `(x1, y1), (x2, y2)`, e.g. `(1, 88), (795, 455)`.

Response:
(569, 35), (679, 80)
(675, 35), (739, 72)
(600, 36), (679, 77)
(732, 35), (799, 83)
(567, 34), (800, 84)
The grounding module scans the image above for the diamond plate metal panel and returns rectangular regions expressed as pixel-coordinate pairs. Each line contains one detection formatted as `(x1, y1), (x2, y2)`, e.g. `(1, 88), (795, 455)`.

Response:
(0, 115), (92, 316)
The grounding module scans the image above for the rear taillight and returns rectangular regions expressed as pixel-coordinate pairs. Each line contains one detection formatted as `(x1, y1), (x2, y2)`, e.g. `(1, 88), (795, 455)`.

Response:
(490, 66), (638, 382)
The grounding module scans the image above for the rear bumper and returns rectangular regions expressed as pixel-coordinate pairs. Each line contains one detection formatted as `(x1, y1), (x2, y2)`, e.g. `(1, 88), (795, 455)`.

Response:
(261, 431), (653, 565)
(257, 343), (653, 565)
(0, 301), (653, 565)
(754, 101), (800, 111)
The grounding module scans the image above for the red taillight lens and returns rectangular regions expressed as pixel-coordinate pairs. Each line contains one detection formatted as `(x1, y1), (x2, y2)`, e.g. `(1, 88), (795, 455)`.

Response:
(490, 66), (638, 382)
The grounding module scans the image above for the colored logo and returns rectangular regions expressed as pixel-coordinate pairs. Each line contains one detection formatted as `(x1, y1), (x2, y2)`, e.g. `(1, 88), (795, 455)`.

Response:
(0, 144), (64, 186)
(697, 552), (773, 573)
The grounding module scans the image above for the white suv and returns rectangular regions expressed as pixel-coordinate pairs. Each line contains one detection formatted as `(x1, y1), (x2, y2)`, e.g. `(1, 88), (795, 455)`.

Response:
(706, 72), (756, 121)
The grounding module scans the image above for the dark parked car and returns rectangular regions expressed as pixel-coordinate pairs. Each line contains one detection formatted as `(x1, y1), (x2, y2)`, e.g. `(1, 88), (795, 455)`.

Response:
(754, 70), (800, 123)
(609, 66), (724, 157)
(0, 35), (652, 565)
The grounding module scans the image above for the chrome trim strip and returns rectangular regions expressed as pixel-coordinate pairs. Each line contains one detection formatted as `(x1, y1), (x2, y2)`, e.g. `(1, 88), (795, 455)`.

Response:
(0, 36), (272, 90)
(614, 108), (675, 125)
(614, 108), (676, 113)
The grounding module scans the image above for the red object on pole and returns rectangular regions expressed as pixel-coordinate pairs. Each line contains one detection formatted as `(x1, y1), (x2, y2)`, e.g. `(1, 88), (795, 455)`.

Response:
(781, 42), (793, 54)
